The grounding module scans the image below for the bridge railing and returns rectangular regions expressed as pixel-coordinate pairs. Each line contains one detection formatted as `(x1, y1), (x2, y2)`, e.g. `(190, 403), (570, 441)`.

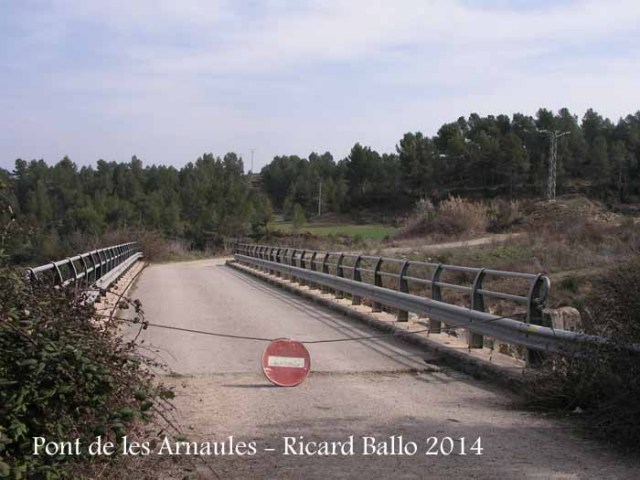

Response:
(25, 242), (142, 299)
(233, 243), (612, 364)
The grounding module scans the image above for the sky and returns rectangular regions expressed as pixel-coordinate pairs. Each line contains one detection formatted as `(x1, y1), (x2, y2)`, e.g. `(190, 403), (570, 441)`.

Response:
(1, 0), (640, 172)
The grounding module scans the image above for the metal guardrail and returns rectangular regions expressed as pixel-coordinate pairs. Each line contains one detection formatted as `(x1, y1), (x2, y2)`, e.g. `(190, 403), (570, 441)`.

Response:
(26, 242), (142, 299)
(233, 243), (610, 364)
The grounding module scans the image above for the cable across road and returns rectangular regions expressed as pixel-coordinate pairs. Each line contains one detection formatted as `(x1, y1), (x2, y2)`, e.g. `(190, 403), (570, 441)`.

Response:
(103, 311), (529, 346)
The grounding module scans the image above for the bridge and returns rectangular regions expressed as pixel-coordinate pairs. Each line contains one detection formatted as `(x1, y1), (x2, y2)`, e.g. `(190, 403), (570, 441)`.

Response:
(27, 243), (640, 479)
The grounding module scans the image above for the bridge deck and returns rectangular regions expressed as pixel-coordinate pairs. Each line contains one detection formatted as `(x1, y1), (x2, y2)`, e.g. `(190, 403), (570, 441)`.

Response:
(124, 258), (639, 479)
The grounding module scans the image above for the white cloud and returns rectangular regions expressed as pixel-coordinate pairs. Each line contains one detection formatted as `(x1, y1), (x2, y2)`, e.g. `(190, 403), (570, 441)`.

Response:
(2, 0), (640, 169)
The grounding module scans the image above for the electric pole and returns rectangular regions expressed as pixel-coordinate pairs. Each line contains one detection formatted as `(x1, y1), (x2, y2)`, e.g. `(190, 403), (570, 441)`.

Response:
(250, 148), (255, 174)
(317, 181), (322, 216)
(539, 129), (570, 200)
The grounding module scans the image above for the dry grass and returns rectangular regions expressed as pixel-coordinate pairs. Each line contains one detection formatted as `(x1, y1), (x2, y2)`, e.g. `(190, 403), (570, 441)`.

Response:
(525, 259), (640, 449)
(399, 196), (489, 238)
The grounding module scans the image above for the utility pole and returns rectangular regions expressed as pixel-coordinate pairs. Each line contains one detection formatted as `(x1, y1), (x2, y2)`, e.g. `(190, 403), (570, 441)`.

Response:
(250, 148), (255, 174)
(539, 129), (570, 200)
(317, 181), (322, 216)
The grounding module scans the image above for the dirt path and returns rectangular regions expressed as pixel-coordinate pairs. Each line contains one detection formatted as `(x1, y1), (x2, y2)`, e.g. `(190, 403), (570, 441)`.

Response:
(125, 258), (639, 479)
(375, 233), (524, 256)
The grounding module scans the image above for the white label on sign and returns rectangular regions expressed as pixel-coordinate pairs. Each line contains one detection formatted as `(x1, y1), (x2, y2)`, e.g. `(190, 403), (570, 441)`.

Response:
(268, 356), (306, 368)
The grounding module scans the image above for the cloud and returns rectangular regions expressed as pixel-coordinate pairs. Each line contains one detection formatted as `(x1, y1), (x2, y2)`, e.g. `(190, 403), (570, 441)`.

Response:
(1, 0), (640, 169)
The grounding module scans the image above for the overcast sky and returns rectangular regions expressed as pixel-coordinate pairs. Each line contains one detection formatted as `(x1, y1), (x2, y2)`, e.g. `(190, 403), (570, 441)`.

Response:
(1, 0), (639, 172)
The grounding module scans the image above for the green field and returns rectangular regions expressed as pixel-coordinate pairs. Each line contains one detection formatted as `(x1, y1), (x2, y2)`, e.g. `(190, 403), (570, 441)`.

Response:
(272, 223), (396, 240)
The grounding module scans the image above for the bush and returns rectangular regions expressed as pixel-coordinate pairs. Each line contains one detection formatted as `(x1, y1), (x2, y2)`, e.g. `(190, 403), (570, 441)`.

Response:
(0, 260), (173, 477)
(399, 196), (488, 238)
(486, 199), (522, 232)
(437, 196), (487, 233)
(526, 259), (640, 448)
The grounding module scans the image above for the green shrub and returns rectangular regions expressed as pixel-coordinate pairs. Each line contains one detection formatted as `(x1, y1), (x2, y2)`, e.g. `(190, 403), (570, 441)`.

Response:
(486, 199), (522, 232)
(0, 262), (172, 478)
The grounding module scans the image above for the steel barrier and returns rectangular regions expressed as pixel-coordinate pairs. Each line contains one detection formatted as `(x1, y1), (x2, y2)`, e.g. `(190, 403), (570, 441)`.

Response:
(233, 243), (608, 364)
(25, 242), (142, 301)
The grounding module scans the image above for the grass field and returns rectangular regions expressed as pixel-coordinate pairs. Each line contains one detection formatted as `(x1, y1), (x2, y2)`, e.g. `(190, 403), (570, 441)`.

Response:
(273, 222), (397, 240)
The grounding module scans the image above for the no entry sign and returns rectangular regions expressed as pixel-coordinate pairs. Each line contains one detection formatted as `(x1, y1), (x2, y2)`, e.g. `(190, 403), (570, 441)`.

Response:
(262, 338), (311, 387)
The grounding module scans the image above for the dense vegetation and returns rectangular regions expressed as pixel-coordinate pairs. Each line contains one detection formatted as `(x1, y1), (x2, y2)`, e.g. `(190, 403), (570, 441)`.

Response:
(0, 210), (174, 478)
(527, 260), (640, 448)
(1, 107), (639, 263)
(262, 108), (640, 214)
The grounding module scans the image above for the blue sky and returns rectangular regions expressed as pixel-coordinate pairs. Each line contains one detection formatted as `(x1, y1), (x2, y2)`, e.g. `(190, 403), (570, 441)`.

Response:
(1, 0), (639, 172)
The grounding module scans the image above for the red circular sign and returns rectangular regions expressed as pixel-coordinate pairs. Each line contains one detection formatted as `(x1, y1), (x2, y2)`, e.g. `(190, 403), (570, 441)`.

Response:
(262, 338), (311, 387)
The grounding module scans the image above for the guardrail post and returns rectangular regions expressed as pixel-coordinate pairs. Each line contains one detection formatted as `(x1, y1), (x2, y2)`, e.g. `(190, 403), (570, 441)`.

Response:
(299, 250), (308, 286)
(96, 250), (105, 280)
(268, 247), (275, 275)
(469, 269), (486, 348)
(321, 253), (331, 294)
(103, 248), (110, 274)
(372, 257), (383, 312)
(254, 245), (260, 269)
(51, 261), (64, 286)
(25, 268), (37, 286)
(290, 249), (298, 283)
(397, 261), (410, 322)
(107, 248), (114, 273)
(79, 256), (89, 288)
(88, 252), (97, 283)
(67, 258), (79, 288)
(283, 248), (290, 279)
(430, 264), (444, 333)
(352, 255), (363, 305)
(275, 248), (282, 277)
(335, 253), (345, 299)
(526, 275), (550, 367)
(259, 246), (266, 271)
(309, 252), (318, 290)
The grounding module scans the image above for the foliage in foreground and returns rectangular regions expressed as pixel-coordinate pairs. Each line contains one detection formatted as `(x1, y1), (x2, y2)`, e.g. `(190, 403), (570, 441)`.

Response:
(0, 262), (173, 478)
(526, 259), (640, 448)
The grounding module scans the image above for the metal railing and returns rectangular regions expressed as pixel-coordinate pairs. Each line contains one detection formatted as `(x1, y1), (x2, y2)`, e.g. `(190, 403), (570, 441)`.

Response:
(233, 243), (607, 364)
(26, 242), (142, 292)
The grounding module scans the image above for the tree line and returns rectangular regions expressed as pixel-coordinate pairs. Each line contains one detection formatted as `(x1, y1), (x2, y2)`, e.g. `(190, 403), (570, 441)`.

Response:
(263, 108), (640, 216)
(1, 107), (639, 262)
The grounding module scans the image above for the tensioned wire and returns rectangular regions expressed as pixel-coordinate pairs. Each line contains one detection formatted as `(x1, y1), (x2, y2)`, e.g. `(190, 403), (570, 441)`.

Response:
(103, 311), (530, 345)
(98, 259), (539, 346)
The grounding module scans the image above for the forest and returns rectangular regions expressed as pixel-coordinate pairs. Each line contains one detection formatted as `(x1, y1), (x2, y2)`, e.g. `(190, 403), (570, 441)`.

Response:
(1, 107), (639, 263)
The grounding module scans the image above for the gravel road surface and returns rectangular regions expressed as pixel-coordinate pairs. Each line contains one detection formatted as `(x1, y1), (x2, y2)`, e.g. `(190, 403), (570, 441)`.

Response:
(125, 258), (639, 479)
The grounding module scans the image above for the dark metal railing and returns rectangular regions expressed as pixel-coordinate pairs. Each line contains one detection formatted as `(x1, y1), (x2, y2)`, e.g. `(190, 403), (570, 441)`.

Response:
(25, 242), (141, 289)
(234, 243), (570, 365)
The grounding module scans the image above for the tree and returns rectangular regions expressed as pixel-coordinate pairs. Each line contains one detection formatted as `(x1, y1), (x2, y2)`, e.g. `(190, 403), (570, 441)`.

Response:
(251, 194), (274, 237)
(397, 133), (437, 199)
(497, 133), (529, 196)
(292, 203), (306, 233)
(343, 143), (383, 207)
